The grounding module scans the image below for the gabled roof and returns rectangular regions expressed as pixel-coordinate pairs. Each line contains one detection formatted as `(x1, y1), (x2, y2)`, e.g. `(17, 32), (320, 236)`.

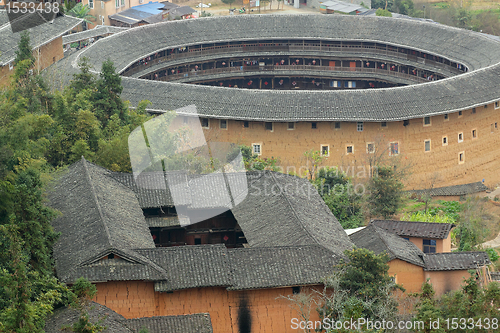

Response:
(231, 172), (353, 254)
(370, 220), (455, 239)
(349, 224), (425, 267)
(48, 158), (163, 283)
(424, 252), (491, 271)
(0, 11), (82, 65)
(409, 181), (488, 197)
(45, 301), (213, 333)
(227, 245), (341, 290)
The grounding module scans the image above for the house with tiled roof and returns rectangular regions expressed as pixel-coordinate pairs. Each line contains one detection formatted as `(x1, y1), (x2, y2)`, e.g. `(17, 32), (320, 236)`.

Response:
(0, 10), (81, 86)
(48, 157), (352, 333)
(350, 225), (491, 295)
(370, 220), (455, 253)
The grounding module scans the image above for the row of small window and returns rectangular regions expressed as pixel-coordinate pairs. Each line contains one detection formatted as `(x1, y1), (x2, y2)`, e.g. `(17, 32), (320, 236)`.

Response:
(199, 118), (388, 131)
(424, 103), (500, 126)
(318, 142), (399, 156)
(425, 126), (495, 151)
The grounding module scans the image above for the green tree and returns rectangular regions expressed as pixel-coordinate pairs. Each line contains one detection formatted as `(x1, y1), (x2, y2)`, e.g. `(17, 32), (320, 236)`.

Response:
(67, 3), (96, 30)
(313, 167), (363, 228)
(455, 8), (472, 29)
(372, 0), (393, 11)
(367, 166), (404, 219)
(10, 168), (60, 274)
(14, 31), (35, 66)
(455, 197), (487, 251)
(92, 60), (127, 128)
(376, 8), (392, 16)
(318, 248), (402, 326)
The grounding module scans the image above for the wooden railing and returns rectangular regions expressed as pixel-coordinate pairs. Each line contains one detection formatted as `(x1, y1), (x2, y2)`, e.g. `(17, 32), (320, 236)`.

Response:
(155, 65), (429, 83)
(121, 42), (465, 77)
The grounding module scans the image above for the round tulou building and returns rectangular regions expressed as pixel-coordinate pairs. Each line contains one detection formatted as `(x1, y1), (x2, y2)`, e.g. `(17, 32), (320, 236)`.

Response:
(73, 14), (500, 189)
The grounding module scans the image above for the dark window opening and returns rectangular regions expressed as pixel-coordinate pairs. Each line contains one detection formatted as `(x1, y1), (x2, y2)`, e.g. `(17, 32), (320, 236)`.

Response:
(335, 122), (341, 129)
(423, 239), (436, 253)
(243, 121), (249, 128)
(200, 118), (209, 128)
(292, 286), (301, 294)
(265, 122), (273, 131)
(311, 122), (317, 129)
(108, 253), (115, 259)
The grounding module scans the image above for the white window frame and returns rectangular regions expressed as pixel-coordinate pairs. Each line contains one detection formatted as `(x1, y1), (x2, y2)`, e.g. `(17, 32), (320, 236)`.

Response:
(287, 122), (295, 130)
(366, 142), (375, 154)
(115, 0), (119, 8)
(423, 116), (431, 127)
(424, 139), (431, 152)
(458, 132), (463, 143)
(121, 0), (125, 6)
(390, 142), (399, 156)
(264, 122), (273, 132)
(89, 0), (94, 9)
(346, 145), (354, 154)
(458, 151), (465, 164)
(101, 1), (104, 9)
(472, 128), (477, 139)
(220, 119), (227, 130)
(320, 145), (330, 157)
(458, 110), (463, 117)
(444, 114), (449, 121)
(8, 62), (13, 70)
(357, 122), (363, 132)
(442, 136), (448, 146)
(101, 16), (105, 25)
(252, 143), (262, 156)
(200, 118), (209, 129)
(495, 101), (500, 109)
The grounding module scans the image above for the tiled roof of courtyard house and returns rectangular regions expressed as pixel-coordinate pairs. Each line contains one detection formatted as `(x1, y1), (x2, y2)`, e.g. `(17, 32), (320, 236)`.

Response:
(227, 245), (341, 290)
(349, 224), (425, 267)
(111, 169), (354, 254)
(370, 220), (455, 239)
(0, 11), (82, 65)
(45, 301), (213, 333)
(47, 14), (500, 122)
(48, 158), (353, 287)
(423, 252), (491, 271)
(48, 157), (167, 283)
(408, 181), (489, 197)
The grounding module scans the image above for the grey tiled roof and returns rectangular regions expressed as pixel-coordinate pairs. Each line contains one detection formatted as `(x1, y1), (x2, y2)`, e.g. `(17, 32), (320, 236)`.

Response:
(169, 6), (196, 17)
(231, 172), (354, 254)
(62, 25), (129, 45)
(45, 301), (213, 333)
(48, 158), (163, 283)
(45, 302), (132, 333)
(349, 224), (425, 267)
(123, 314), (213, 333)
(409, 181), (489, 196)
(136, 244), (233, 291)
(227, 245), (341, 290)
(146, 216), (189, 227)
(111, 169), (353, 254)
(370, 220), (455, 239)
(0, 12), (82, 65)
(60, 15), (500, 121)
(424, 252), (491, 271)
